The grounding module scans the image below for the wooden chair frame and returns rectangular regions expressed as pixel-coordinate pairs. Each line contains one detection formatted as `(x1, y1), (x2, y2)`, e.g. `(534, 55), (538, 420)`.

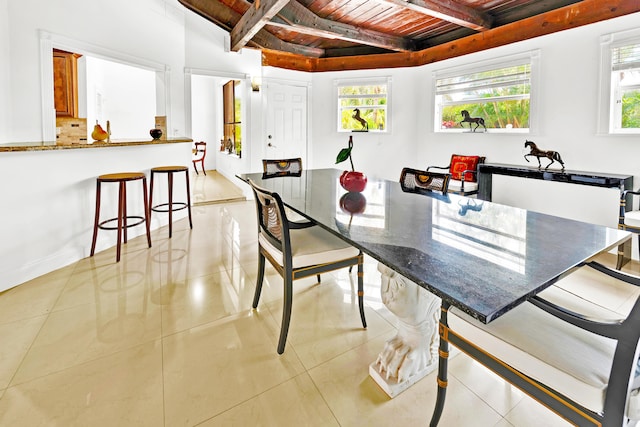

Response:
(430, 261), (640, 427)
(248, 179), (367, 354)
(192, 141), (207, 175)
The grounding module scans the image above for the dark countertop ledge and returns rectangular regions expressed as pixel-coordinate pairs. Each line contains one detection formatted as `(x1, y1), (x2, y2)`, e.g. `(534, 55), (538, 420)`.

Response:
(0, 137), (193, 152)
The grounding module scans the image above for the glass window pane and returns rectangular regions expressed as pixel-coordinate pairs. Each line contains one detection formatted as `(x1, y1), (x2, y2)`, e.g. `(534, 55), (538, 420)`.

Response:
(440, 99), (530, 130)
(435, 60), (532, 132)
(622, 89), (640, 129)
(610, 41), (640, 133)
(337, 80), (389, 132)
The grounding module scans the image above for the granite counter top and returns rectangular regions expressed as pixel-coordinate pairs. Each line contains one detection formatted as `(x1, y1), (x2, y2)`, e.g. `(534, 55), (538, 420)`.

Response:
(0, 137), (193, 152)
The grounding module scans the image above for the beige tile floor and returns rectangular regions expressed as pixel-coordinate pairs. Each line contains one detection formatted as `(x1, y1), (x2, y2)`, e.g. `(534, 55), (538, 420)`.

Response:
(1, 171), (638, 426)
(191, 169), (246, 206)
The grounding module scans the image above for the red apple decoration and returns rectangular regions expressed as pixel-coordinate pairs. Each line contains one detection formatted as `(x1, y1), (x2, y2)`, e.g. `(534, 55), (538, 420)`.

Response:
(336, 135), (367, 192)
(340, 170), (367, 192)
(340, 192), (367, 214)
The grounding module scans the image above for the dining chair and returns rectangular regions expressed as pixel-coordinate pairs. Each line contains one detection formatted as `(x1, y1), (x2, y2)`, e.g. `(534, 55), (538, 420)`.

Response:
(192, 141), (207, 175)
(619, 189), (640, 268)
(262, 158), (303, 178)
(248, 179), (367, 354)
(430, 261), (640, 427)
(262, 157), (308, 224)
(400, 167), (450, 195)
(426, 154), (485, 196)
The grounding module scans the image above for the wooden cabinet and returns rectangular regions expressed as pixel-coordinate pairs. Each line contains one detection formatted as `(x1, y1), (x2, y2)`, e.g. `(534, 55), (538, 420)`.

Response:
(53, 49), (80, 117)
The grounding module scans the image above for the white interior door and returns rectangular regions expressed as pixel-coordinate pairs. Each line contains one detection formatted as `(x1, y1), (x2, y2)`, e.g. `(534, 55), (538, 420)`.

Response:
(265, 83), (308, 164)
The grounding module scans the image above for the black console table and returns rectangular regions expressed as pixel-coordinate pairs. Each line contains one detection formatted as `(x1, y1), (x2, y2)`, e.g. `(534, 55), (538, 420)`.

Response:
(478, 163), (633, 202)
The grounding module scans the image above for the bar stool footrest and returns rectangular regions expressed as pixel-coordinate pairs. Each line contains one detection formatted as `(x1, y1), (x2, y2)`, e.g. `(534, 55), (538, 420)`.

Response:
(98, 216), (146, 230)
(151, 202), (189, 213)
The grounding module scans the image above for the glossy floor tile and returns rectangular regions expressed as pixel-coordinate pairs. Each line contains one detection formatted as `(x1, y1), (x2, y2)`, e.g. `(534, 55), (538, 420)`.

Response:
(0, 171), (630, 426)
(191, 169), (246, 206)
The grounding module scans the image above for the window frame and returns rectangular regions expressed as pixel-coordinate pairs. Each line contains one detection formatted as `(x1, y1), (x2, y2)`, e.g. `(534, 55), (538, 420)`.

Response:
(335, 77), (391, 133)
(432, 50), (540, 134)
(222, 79), (243, 156)
(598, 28), (640, 135)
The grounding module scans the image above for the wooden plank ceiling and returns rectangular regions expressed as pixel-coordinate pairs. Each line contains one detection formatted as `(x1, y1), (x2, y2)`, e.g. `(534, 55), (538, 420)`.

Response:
(178, 0), (640, 72)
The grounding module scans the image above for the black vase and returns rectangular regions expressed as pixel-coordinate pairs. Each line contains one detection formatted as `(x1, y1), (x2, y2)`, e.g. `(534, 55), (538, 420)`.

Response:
(150, 129), (162, 139)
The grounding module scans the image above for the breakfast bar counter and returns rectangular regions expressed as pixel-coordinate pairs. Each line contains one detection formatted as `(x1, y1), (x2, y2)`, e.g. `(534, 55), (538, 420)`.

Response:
(0, 137), (193, 292)
(0, 137), (192, 152)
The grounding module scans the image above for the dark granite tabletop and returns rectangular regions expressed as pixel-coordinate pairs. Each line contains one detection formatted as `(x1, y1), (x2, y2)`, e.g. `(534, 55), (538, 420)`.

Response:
(239, 169), (630, 323)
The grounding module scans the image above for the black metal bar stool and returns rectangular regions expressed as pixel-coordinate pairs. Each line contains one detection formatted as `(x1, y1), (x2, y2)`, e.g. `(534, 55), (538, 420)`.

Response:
(90, 172), (152, 262)
(149, 166), (193, 238)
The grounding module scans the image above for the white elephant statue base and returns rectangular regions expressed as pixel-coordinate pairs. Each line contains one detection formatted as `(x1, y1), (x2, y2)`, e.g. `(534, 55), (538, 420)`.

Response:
(369, 263), (442, 398)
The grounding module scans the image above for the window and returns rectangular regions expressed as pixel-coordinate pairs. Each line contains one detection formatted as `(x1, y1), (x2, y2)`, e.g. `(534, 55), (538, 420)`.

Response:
(223, 80), (242, 156)
(40, 31), (167, 142)
(434, 52), (538, 133)
(336, 78), (390, 132)
(601, 32), (640, 134)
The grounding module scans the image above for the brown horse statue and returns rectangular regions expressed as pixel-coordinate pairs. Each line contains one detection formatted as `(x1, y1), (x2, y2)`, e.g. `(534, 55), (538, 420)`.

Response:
(524, 140), (565, 170)
(352, 108), (368, 130)
(460, 110), (486, 132)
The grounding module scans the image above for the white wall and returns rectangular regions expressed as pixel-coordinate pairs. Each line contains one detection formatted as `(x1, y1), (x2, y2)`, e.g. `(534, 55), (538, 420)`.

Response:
(183, 9), (263, 181)
(0, 143), (192, 292)
(3, 0), (189, 142)
(309, 67), (423, 181)
(85, 57), (157, 139)
(309, 12), (640, 233)
(0, 0), (10, 142)
(190, 74), (218, 171)
(0, 0), (264, 291)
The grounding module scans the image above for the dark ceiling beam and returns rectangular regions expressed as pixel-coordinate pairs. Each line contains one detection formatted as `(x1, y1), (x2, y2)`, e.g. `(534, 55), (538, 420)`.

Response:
(262, 0), (640, 71)
(269, 0), (414, 52)
(376, 0), (493, 31)
(178, 0), (236, 32)
(252, 29), (325, 57)
(230, 0), (291, 52)
(179, 0), (324, 57)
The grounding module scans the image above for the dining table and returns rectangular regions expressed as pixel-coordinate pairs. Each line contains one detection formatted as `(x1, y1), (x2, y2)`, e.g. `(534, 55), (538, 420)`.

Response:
(238, 168), (631, 396)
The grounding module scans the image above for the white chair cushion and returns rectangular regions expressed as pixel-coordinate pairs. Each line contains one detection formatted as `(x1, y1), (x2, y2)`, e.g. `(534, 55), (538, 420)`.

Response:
(448, 179), (478, 193)
(284, 206), (309, 224)
(448, 284), (622, 413)
(259, 226), (359, 269)
(624, 210), (640, 228)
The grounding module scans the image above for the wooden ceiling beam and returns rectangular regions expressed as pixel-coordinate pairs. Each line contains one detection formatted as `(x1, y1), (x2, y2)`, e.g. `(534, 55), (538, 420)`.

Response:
(179, 0), (324, 57)
(261, 0), (640, 71)
(252, 30), (325, 57)
(178, 0), (236, 32)
(230, 0), (291, 52)
(260, 48), (317, 72)
(376, 0), (493, 31)
(269, 0), (414, 52)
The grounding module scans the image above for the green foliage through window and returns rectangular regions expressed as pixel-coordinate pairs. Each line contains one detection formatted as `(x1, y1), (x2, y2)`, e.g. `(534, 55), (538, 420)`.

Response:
(622, 88), (640, 128)
(435, 62), (532, 132)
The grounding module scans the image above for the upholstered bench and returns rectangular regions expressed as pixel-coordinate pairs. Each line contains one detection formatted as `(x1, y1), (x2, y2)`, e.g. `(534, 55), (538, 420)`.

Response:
(431, 261), (640, 426)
